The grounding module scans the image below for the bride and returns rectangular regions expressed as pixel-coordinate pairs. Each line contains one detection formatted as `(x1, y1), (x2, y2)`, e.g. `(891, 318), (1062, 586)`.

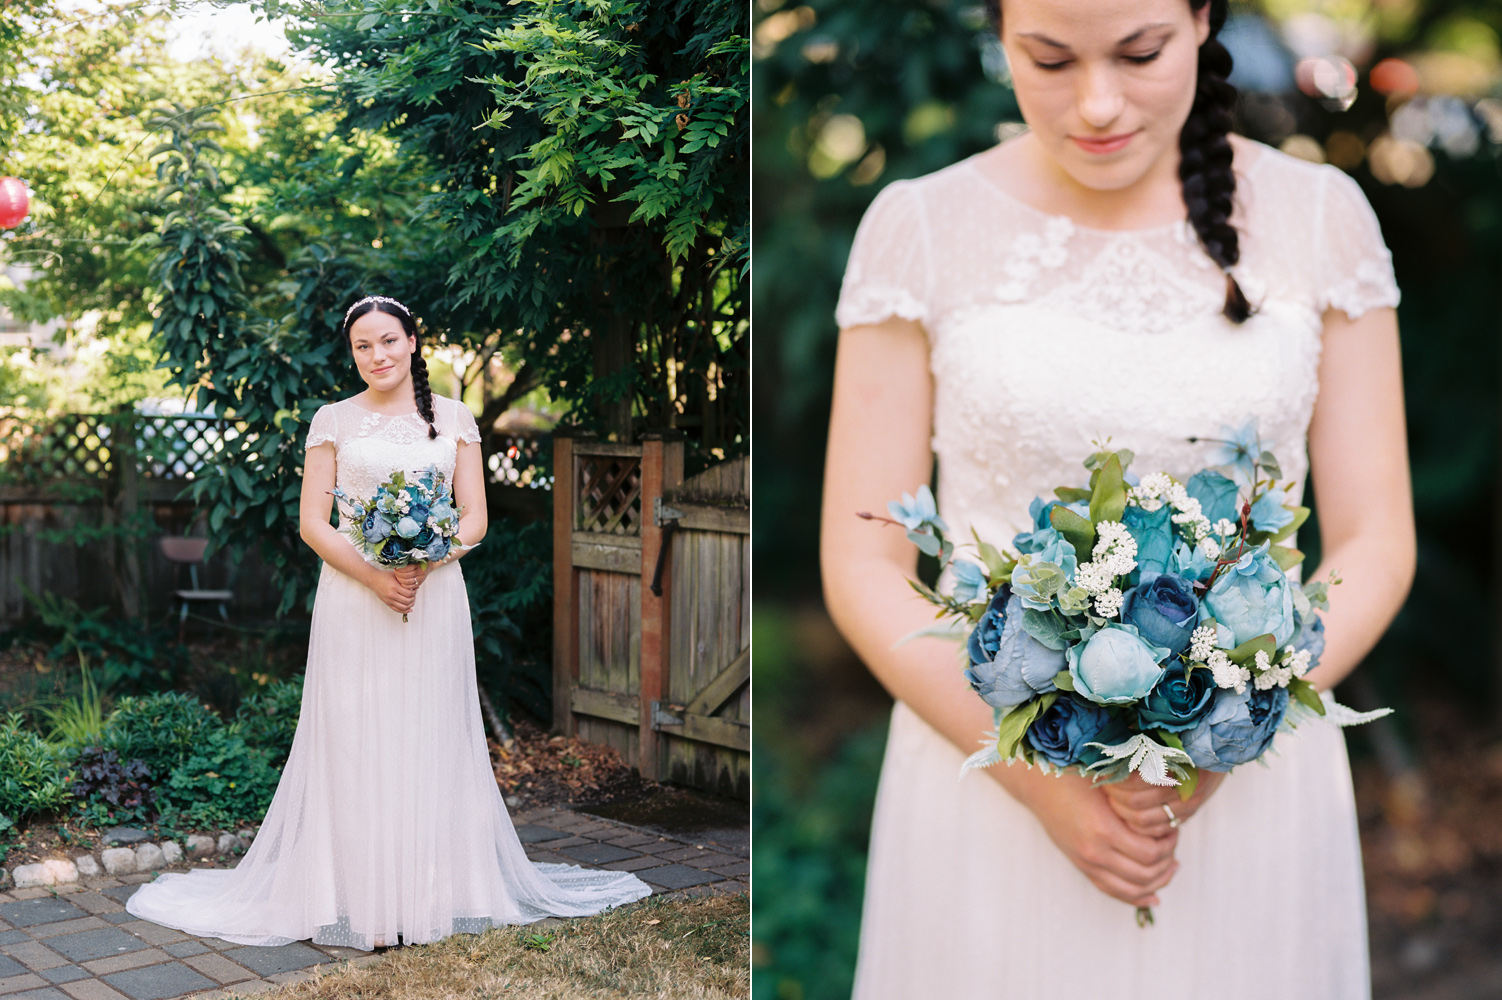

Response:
(126, 295), (651, 949)
(819, 0), (1413, 996)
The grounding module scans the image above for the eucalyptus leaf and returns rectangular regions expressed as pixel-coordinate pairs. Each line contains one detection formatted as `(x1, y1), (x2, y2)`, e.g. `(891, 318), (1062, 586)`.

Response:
(1288, 678), (1326, 716)
(1227, 633), (1276, 664)
(1089, 452), (1126, 525)
(1054, 486), (1092, 504)
(995, 693), (1057, 759)
(1021, 609), (1070, 650)
(1269, 545), (1305, 571)
(1271, 507), (1310, 543)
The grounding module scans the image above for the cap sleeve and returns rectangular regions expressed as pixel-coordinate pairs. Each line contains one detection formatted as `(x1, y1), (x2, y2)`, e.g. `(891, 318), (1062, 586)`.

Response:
(1315, 167), (1400, 321)
(835, 180), (931, 330)
(450, 398), (481, 445)
(304, 403), (337, 450)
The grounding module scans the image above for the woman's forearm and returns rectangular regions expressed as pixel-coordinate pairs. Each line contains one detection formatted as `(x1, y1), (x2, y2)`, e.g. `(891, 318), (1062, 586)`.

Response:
(300, 519), (378, 588)
(1300, 529), (1415, 692)
(822, 552), (1082, 810)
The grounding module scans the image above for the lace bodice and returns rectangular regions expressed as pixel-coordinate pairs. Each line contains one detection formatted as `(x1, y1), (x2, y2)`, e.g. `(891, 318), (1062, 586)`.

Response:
(836, 140), (1400, 550)
(305, 395), (481, 518)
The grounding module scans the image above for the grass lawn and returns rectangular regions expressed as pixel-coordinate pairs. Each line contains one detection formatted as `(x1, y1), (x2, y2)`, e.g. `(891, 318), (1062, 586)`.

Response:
(262, 893), (748, 999)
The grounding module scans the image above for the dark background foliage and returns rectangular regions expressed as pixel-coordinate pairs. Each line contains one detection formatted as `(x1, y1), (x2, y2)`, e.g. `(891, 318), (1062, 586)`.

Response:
(751, 0), (1502, 996)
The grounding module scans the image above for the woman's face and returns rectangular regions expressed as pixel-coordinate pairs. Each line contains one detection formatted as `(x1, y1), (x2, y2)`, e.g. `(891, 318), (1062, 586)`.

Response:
(347, 309), (416, 393)
(1000, 0), (1211, 194)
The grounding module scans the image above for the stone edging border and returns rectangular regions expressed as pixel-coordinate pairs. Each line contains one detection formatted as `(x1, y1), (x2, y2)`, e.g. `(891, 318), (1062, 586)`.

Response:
(0, 825), (258, 890)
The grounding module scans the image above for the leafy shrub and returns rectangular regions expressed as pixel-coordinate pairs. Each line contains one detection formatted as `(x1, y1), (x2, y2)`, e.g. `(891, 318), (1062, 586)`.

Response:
(17, 589), (187, 693)
(157, 729), (280, 829)
(96, 692), (221, 778)
(0, 713), (72, 820)
(233, 676), (304, 769)
(70, 747), (156, 825)
(464, 519), (553, 722)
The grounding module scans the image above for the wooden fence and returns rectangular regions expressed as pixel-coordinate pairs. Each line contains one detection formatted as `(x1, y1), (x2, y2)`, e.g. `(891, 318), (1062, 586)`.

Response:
(553, 431), (749, 799)
(0, 407), (549, 624)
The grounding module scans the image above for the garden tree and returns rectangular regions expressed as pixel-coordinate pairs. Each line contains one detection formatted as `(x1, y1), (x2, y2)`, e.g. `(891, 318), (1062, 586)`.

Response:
(281, 0), (749, 461)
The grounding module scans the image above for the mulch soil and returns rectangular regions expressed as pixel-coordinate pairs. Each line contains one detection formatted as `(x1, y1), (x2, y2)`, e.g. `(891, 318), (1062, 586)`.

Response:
(488, 717), (660, 810)
(1359, 695), (1502, 997)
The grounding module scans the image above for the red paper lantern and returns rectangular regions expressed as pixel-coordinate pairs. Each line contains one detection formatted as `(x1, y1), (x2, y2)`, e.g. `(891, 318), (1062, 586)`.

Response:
(0, 177), (29, 229)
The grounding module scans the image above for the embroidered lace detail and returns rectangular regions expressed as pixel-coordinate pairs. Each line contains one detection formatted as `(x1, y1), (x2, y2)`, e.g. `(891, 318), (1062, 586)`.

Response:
(303, 396), (479, 517)
(834, 140), (1398, 559)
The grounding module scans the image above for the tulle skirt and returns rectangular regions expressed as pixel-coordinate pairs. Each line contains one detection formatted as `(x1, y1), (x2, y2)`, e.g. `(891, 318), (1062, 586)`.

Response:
(851, 700), (1370, 1000)
(126, 554), (650, 949)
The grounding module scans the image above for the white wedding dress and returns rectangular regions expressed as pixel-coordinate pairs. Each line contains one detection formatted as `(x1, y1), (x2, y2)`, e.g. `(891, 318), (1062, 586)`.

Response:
(836, 141), (1399, 999)
(126, 394), (651, 949)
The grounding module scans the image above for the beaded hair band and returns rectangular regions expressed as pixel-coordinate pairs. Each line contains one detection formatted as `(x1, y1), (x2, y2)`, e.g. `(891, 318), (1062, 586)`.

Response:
(344, 295), (412, 322)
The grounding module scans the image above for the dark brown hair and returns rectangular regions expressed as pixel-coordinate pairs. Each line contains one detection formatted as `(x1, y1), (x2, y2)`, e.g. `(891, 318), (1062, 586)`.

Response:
(340, 297), (439, 439)
(986, 0), (1251, 322)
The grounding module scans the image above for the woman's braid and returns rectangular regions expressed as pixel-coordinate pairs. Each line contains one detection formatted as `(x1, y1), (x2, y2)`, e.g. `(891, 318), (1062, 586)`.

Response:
(409, 345), (439, 440)
(1180, 2), (1251, 322)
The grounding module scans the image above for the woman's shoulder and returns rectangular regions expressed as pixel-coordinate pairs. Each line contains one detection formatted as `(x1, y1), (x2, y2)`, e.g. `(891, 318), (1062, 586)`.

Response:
(1234, 135), (1370, 216)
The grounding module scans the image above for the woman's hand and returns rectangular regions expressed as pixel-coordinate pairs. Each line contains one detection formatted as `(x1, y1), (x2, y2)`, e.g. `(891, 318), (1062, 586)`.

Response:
(1023, 771), (1181, 909)
(368, 569), (418, 615)
(394, 563), (429, 592)
(1100, 770), (1228, 838)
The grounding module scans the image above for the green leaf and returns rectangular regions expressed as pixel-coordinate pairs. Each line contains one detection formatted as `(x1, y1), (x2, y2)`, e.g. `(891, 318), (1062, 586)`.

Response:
(1089, 452), (1127, 525)
(1271, 507), (1310, 543)
(1051, 669), (1075, 692)
(1269, 545), (1305, 571)
(995, 692), (1058, 759)
(1175, 763), (1199, 801)
(1288, 678), (1326, 716)
(1049, 505), (1096, 563)
(357, 13), (381, 31)
(1228, 633), (1276, 664)
(908, 529), (941, 557)
(1021, 609), (1070, 650)
(1054, 486), (1092, 504)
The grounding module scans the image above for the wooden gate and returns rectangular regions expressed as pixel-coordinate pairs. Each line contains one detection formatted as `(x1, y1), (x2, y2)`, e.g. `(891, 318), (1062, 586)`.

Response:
(553, 431), (748, 798)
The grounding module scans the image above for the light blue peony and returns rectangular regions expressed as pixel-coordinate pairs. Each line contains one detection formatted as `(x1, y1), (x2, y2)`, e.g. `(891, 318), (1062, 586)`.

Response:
(1202, 543), (1294, 646)
(1067, 624), (1171, 705)
(396, 515), (422, 539)
(1013, 497), (1061, 554)
(1172, 539), (1218, 582)
(964, 589), (1062, 710)
(1248, 486), (1295, 533)
(362, 510), (392, 542)
(423, 536), (450, 562)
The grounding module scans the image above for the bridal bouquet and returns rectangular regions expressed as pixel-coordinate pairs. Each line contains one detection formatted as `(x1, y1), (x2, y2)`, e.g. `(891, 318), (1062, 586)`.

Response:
(870, 420), (1388, 800)
(331, 466), (466, 620)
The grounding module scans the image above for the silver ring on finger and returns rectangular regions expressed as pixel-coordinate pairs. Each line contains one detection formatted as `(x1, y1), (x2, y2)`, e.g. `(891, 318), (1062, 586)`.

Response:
(1162, 804), (1180, 829)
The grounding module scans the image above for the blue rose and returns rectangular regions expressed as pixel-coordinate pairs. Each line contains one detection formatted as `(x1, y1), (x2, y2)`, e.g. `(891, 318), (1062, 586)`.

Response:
(1185, 470), (1240, 526)
(1203, 543), (1294, 647)
(1136, 663), (1216, 733)
(964, 588), (1063, 710)
(1025, 694), (1112, 767)
(395, 515), (421, 539)
(362, 510), (392, 542)
(1181, 685), (1289, 772)
(414, 525), (435, 547)
(1120, 572), (1200, 658)
(1067, 624), (1171, 705)
(423, 536), (450, 562)
(1123, 505), (1175, 578)
(1076, 714), (1133, 768)
(407, 502), (432, 526)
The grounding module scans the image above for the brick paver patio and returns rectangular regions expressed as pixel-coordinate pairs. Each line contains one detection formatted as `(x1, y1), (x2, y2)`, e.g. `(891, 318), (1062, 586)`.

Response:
(0, 807), (747, 999)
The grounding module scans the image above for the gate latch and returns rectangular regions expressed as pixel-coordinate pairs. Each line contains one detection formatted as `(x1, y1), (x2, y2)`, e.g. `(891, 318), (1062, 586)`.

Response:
(654, 497), (684, 527)
(651, 701), (683, 730)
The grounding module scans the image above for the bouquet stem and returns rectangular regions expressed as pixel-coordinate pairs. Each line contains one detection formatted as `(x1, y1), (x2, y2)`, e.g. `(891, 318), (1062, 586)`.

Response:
(402, 613), (409, 623)
(1135, 906), (1154, 928)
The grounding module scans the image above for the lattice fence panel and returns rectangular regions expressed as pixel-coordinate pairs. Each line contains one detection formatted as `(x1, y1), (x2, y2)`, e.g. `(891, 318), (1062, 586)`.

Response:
(0, 410), (239, 484)
(576, 453), (642, 536)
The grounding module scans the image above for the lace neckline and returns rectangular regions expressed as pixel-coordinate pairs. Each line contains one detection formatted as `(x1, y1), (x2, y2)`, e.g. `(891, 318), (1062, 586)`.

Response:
(960, 140), (1271, 238)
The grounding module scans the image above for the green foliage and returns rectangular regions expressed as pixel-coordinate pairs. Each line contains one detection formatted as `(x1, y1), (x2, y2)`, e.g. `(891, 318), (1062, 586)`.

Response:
(96, 691), (222, 780)
(15, 589), (187, 693)
(290, 0), (748, 458)
(752, 724), (887, 1000)
(464, 519), (554, 722)
(0, 714), (72, 821)
(157, 728), (281, 830)
(233, 675), (305, 769)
